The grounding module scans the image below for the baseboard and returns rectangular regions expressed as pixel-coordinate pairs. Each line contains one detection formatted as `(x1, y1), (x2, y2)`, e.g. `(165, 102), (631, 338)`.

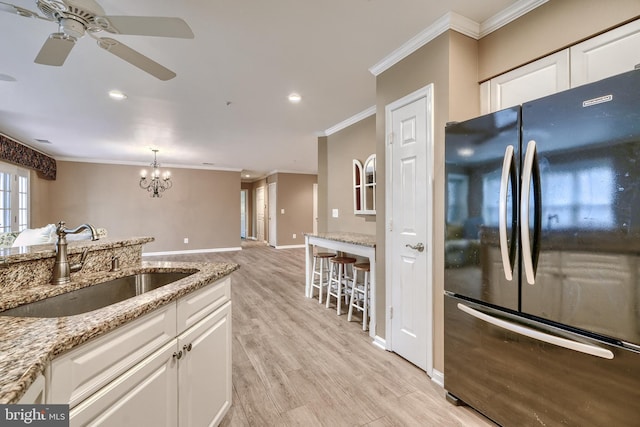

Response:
(143, 247), (242, 256)
(274, 244), (305, 249)
(372, 335), (387, 350)
(431, 369), (445, 388)
(246, 236), (257, 241)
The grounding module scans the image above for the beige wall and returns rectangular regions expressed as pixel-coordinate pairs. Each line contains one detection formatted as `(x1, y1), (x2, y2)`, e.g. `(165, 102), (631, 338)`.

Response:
(272, 173), (317, 246)
(317, 136), (329, 233)
(479, 0), (640, 80)
(31, 161), (241, 253)
(322, 115), (376, 235)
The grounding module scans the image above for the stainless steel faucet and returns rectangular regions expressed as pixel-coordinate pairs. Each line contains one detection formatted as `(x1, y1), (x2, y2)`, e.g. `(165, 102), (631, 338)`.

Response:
(52, 221), (99, 285)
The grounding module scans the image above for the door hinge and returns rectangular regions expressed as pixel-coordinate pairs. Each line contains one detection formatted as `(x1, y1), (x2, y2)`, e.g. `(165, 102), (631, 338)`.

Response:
(388, 218), (393, 232)
(389, 306), (393, 319)
(388, 132), (393, 144)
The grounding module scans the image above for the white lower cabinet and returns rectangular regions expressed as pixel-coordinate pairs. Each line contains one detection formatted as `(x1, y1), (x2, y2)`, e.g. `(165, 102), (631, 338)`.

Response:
(70, 341), (179, 426)
(178, 301), (232, 427)
(47, 277), (232, 427)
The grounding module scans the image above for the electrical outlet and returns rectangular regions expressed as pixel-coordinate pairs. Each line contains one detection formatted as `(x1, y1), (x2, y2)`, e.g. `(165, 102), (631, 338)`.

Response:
(183, 238), (189, 244)
(293, 233), (296, 239)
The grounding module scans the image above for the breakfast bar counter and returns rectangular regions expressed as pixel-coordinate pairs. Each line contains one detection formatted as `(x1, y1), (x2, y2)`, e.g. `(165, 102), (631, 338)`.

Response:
(304, 232), (376, 337)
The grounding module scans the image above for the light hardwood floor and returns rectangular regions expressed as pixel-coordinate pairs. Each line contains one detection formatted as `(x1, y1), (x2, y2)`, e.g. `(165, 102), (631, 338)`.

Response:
(157, 241), (495, 427)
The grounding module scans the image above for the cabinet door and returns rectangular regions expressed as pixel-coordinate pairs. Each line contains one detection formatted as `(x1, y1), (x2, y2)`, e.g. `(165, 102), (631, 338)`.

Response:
(69, 341), (178, 427)
(178, 301), (232, 427)
(485, 50), (570, 112)
(571, 19), (640, 87)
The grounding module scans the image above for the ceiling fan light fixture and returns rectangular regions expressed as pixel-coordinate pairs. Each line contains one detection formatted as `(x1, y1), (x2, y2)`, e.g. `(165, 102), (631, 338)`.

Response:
(108, 90), (127, 100)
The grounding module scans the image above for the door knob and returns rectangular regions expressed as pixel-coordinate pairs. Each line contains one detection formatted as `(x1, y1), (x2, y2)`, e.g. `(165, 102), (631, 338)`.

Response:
(406, 243), (425, 252)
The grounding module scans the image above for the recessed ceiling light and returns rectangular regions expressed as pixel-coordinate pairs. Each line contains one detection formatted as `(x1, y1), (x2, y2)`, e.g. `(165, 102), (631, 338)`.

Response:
(288, 93), (301, 103)
(108, 90), (127, 100)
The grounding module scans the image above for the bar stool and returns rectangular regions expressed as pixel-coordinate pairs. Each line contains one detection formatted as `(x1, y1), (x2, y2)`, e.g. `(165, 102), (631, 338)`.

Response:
(326, 256), (356, 315)
(310, 252), (336, 303)
(348, 263), (370, 331)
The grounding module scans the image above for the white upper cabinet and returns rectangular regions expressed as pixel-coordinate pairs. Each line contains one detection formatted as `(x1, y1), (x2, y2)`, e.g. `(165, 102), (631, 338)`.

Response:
(481, 51), (570, 114)
(570, 19), (640, 87)
(481, 19), (640, 114)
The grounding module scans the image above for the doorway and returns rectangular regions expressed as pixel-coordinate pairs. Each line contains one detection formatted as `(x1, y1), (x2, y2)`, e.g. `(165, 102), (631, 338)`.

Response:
(240, 189), (248, 239)
(256, 186), (265, 242)
(268, 182), (277, 247)
(385, 85), (434, 375)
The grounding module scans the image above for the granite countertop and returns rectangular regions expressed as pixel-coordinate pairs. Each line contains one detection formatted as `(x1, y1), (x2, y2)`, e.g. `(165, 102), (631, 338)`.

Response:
(0, 236), (154, 265)
(0, 260), (239, 404)
(305, 232), (376, 247)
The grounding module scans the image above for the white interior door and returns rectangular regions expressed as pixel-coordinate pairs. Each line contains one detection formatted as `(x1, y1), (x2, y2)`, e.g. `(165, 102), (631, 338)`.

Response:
(268, 183), (277, 247)
(256, 187), (265, 242)
(385, 85), (433, 374)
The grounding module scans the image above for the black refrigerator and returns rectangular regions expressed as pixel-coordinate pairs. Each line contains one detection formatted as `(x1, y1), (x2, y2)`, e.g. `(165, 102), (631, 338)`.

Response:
(444, 69), (640, 426)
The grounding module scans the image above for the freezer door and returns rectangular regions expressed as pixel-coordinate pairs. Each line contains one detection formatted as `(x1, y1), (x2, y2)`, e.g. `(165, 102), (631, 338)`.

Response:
(444, 107), (520, 310)
(444, 295), (640, 427)
(521, 69), (640, 345)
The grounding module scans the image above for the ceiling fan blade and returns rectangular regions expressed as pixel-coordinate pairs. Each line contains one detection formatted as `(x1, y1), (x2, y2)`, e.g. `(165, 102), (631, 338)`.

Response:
(97, 37), (176, 81)
(0, 1), (52, 21)
(34, 34), (76, 66)
(97, 16), (194, 39)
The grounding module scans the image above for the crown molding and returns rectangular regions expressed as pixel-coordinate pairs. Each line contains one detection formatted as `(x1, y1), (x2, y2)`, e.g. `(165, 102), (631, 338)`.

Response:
(320, 105), (376, 137)
(369, 0), (547, 76)
(55, 156), (242, 172)
(480, 0), (549, 37)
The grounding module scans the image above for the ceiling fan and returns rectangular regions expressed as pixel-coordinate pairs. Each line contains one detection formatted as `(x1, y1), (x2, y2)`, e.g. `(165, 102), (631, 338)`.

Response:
(0, 0), (194, 80)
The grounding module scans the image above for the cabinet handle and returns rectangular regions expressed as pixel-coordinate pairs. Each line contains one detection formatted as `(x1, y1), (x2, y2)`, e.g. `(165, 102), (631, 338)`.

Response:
(173, 350), (183, 360)
(183, 343), (192, 352)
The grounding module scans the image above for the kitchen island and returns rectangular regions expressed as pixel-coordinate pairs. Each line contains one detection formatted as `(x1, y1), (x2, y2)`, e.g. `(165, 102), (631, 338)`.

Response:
(304, 232), (376, 337)
(0, 235), (238, 426)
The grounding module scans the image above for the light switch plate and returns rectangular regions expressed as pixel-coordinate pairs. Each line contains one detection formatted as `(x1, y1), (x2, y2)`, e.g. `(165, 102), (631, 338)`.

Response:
(332, 209), (339, 218)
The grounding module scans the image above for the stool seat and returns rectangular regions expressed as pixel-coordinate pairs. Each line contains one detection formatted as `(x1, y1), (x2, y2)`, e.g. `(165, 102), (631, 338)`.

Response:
(315, 252), (336, 258)
(354, 263), (370, 271)
(330, 256), (357, 264)
(327, 256), (356, 315)
(311, 252), (336, 303)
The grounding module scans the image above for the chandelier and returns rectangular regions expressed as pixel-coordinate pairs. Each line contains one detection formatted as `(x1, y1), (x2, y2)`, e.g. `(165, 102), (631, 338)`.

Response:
(139, 149), (172, 197)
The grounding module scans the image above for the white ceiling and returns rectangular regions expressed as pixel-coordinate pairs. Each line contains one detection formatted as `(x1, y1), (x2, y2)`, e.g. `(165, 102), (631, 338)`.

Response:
(0, 0), (524, 180)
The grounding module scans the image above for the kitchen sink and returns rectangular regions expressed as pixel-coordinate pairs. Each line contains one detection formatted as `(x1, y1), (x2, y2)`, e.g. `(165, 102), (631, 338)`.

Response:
(0, 271), (194, 318)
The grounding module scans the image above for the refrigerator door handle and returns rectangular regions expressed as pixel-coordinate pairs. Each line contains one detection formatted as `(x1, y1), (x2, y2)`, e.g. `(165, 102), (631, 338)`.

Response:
(457, 303), (615, 360)
(499, 145), (514, 281)
(521, 140), (536, 285)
